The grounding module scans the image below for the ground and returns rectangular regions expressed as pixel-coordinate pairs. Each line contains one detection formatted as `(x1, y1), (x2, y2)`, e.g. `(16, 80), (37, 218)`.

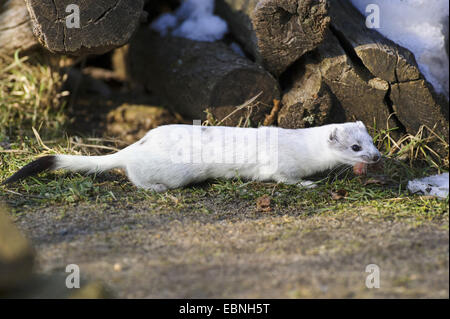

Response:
(0, 51), (448, 299)
(3, 170), (449, 298)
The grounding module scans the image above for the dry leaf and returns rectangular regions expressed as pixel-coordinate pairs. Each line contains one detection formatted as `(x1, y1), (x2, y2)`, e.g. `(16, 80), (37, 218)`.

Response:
(330, 189), (347, 200)
(256, 195), (272, 212)
(363, 176), (390, 186)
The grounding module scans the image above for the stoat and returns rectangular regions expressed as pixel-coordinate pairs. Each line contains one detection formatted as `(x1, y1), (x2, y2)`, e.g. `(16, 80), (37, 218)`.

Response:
(3, 121), (381, 192)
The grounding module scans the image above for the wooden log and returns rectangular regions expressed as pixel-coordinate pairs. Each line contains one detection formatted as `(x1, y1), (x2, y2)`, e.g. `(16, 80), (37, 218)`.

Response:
(127, 28), (280, 126)
(24, 0), (145, 56)
(328, 0), (448, 139)
(277, 30), (394, 131)
(316, 31), (393, 130)
(215, 0), (330, 76)
(0, 0), (39, 55)
(329, 0), (420, 83)
(278, 53), (343, 128)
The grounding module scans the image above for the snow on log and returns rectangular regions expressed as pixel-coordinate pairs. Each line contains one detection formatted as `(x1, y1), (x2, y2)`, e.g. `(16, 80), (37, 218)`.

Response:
(327, 0), (448, 140)
(127, 28), (280, 126)
(279, 0), (448, 143)
(0, 0), (39, 55)
(215, 0), (330, 76)
(24, 0), (145, 56)
(278, 30), (393, 131)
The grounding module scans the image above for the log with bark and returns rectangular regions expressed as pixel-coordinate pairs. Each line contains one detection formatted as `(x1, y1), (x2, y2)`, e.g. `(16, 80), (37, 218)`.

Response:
(127, 28), (280, 126)
(23, 0), (146, 56)
(278, 30), (394, 131)
(278, 53), (342, 128)
(0, 0), (38, 55)
(215, 0), (330, 77)
(327, 0), (448, 139)
(278, 0), (448, 143)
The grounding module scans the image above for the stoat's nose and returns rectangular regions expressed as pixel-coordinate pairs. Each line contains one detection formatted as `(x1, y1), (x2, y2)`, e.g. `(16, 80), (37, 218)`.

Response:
(372, 154), (381, 163)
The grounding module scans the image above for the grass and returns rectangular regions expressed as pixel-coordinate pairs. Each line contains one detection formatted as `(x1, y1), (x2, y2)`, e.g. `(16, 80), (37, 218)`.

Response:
(0, 51), (448, 224)
(0, 51), (447, 299)
(0, 50), (68, 139)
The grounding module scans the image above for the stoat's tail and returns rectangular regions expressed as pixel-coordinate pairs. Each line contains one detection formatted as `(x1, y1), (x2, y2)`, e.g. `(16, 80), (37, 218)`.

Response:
(2, 153), (123, 185)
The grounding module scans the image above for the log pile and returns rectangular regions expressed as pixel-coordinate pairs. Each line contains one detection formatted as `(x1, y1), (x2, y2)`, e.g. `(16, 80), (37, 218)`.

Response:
(127, 29), (280, 125)
(0, 0), (39, 55)
(0, 0), (146, 56)
(277, 0), (448, 142)
(0, 0), (448, 146)
(215, 0), (330, 76)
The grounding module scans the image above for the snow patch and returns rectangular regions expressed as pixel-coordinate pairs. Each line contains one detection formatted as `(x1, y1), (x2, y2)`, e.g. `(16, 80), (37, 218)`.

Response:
(350, 0), (449, 98)
(407, 173), (449, 199)
(150, 0), (228, 42)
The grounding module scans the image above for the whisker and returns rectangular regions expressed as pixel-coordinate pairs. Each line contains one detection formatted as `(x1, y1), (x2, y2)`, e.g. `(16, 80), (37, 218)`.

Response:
(327, 163), (346, 178)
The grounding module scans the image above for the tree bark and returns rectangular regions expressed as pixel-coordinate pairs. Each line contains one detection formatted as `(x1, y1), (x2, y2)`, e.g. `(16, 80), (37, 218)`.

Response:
(24, 0), (145, 56)
(327, 0), (448, 139)
(215, 0), (330, 77)
(127, 29), (280, 126)
(317, 30), (394, 130)
(278, 30), (394, 131)
(278, 53), (342, 128)
(0, 0), (38, 55)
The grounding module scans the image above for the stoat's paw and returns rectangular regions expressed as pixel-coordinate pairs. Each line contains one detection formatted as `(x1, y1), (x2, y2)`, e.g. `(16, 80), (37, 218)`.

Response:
(146, 183), (169, 193)
(297, 180), (317, 189)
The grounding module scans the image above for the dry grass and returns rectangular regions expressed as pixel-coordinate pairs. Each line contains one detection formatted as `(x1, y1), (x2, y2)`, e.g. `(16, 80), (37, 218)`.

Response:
(371, 119), (449, 172)
(0, 50), (68, 138)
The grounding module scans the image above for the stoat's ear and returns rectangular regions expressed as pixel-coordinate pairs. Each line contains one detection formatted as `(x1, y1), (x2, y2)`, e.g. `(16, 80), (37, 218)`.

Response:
(356, 121), (366, 129)
(328, 127), (338, 143)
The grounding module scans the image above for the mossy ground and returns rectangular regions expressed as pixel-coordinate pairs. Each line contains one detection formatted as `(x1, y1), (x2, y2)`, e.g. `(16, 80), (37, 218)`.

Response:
(0, 52), (448, 298)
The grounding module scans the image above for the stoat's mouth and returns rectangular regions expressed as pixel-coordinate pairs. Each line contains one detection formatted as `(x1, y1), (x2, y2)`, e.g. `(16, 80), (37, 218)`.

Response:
(353, 162), (367, 176)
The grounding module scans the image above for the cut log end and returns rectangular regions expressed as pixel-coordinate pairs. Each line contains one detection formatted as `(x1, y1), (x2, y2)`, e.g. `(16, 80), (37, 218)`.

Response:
(127, 29), (280, 127)
(216, 0), (330, 76)
(24, 0), (145, 56)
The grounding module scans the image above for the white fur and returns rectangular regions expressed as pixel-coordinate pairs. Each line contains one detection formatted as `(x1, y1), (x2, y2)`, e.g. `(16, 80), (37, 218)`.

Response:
(52, 122), (381, 192)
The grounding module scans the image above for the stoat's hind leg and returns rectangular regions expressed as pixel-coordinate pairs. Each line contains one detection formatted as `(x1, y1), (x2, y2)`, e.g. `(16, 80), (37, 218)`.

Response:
(126, 167), (169, 192)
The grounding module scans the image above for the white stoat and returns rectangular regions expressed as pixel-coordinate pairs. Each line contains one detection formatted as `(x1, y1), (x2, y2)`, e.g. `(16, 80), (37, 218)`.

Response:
(3, 122), (381, 192)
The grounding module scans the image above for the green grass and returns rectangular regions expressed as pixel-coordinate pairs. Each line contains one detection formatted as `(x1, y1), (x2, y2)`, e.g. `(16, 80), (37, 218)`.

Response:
(0, 51), (448, 224)
(1, 134), (447, 225)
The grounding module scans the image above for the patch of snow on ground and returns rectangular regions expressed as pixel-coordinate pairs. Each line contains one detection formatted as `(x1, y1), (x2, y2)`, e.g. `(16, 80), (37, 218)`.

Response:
(407, 173), (449, 199)
(150, 0), (228, 42)
(350, 0), (449, 98)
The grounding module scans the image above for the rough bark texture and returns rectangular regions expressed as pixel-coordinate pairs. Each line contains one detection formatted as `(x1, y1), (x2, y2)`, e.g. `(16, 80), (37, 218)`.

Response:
(127, 29), (280, 126)
(317, 30), (393, 130)
(24, 0), (145, 56)
(278, 53), (342, 128)
(279, 0), (449, 144)
(327, 0), (449, 139)
(216, 0), (330, 76)
(0, 0), (39, 55)
(279, 30), (393, 131)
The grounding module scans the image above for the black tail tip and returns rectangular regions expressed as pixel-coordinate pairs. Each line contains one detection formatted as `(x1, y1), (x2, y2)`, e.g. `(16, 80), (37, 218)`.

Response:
(2, 155), (56, 185)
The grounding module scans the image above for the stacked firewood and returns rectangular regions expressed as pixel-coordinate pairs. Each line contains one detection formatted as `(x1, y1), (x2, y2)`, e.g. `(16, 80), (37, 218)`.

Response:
(1, 0), (448, 143)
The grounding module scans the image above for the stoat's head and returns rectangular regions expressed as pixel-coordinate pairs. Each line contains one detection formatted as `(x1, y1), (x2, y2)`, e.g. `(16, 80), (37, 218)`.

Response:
(327, 121), (381, 165)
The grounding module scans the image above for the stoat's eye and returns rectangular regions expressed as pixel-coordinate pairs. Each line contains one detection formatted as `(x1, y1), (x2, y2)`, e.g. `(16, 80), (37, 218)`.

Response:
(351, 144), (361, 152)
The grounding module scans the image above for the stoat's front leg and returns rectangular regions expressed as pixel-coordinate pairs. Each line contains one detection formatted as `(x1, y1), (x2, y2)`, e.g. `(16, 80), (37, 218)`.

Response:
(274, 175), (318, 189)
